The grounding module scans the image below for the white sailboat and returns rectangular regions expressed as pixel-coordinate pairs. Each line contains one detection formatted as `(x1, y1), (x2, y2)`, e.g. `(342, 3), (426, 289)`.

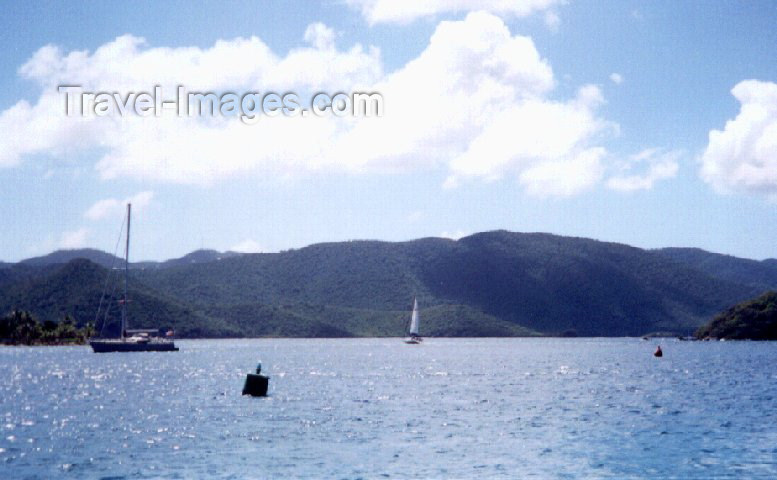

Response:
(404, 297), (422, 344)
(89, 203), (178, 353)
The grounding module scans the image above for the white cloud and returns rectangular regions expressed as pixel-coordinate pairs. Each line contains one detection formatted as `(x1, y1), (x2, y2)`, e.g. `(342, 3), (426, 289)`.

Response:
(304, 22), (336, 50)
(334, 12), (558, 177)
(346, 0), (565, 25)
(606, 148), (680, 192)
(440, 230), (469, 240)
(3, 13), (626, 197)
(544, 11), (561, 32)
(85, 191), (154, 220)
(610, 73), (623, 85)
(84, 198), (120, 221)
(59, 228), (89, 249)
(700, 80), (777, 196)
(0, 32), (381, 178)
(444, 83), (612, 194)
(520, 147), (606, 196)
(230, 239), (264, 253)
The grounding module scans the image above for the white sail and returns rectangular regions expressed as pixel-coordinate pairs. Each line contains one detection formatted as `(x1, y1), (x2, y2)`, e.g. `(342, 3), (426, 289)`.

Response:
(409, 297), (419, 336)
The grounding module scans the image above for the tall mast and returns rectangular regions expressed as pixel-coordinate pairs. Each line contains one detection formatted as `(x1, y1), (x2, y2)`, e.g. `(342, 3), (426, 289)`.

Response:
(121, 203), (131, 339)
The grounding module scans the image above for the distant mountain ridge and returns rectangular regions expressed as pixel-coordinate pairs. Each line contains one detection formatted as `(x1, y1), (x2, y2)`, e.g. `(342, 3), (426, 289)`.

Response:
(2, 231), (776, 338)
(0, 259), (237, 338)
(654, 247), (777, 291)
(158, 249), (243, 268)
(19, 249), (125, 268)
(15, 248), (243, 270)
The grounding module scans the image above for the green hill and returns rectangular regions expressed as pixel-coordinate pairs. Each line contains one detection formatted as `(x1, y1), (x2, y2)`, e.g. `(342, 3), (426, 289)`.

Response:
(0, 259), (237, 338)
(656, 247), (777, 291)
(19, 248), (125, 268)
(1, 231), (772, 338)
(135, 231), (761, 337)
(16, 248), (242, 270)
(695, 291), (777, 340)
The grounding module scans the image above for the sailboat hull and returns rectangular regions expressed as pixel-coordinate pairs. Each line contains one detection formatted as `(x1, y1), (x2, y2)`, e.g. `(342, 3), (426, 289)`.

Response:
(90, 340), (178, 352)
(91, 204), (179, 354)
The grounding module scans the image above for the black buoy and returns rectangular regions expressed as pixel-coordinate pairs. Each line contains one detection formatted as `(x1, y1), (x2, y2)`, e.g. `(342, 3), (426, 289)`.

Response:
(242, 363), (269, 397)
(654, 345), (663, 357)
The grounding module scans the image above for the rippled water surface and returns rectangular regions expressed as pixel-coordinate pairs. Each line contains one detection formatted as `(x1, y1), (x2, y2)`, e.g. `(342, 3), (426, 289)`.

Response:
(1, 338), (776, 479)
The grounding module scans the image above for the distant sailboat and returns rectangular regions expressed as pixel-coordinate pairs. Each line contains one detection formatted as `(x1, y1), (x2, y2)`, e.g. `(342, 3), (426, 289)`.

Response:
(404, 297), (422, 344)
(90, 203), (178, 353)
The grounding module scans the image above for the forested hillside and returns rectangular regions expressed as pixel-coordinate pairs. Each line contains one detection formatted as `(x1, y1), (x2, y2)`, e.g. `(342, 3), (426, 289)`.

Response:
(696, 291), (777, 340)
(2, 231), (772, 337)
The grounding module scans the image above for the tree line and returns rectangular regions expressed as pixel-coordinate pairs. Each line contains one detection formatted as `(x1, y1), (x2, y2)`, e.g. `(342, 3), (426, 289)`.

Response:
(0, 310), (94, 345)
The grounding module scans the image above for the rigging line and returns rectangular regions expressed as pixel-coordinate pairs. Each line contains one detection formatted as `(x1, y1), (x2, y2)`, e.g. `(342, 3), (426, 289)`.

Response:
(95, 215), (126, 337)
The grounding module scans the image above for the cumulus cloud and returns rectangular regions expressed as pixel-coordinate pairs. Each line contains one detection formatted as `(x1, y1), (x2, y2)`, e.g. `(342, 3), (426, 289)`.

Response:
(440, 230), (469, 240)
(544, 11), (561, 32)
(700, 80), (777, 195)
(59, 228), (89, 249)
(520, 147), (607, 196)
(84, 191), (154, 220)
(346, 0), (564, 25)
(3, 13), (621, 196)
(230, 239), (264, 253)
(335, 12), (557, 173)
(0, 30), (381, 182)
(304, 22), (336, 50)
(610, 73), (623, 85)
(443, 82), (612, 195)
(606, 148), (680, 192)
(337, 13), (614, 195)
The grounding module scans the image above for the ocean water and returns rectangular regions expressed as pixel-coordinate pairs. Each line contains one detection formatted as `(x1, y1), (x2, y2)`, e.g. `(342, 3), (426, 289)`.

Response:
(1, 338), (776, 479)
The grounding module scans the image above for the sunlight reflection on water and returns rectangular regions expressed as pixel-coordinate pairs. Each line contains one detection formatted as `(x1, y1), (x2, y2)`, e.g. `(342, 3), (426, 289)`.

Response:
(1, 338), (776, 479)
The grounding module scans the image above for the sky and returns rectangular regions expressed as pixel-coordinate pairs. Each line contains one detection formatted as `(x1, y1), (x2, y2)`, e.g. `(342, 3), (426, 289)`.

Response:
(2, 0), (777, 262)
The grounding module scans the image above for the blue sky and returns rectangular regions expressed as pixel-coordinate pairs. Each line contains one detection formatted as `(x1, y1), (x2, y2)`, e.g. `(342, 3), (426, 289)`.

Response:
(2, 0), (777, 261)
